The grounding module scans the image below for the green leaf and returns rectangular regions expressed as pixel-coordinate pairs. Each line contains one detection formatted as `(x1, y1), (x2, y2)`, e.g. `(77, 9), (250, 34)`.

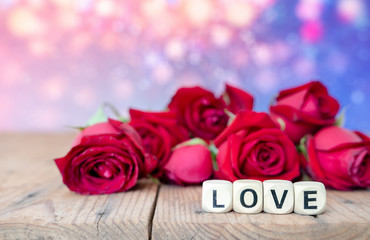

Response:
(148, 175), (161, 185)
(276, 117), (286, 131)
(64, 125), (86, 131)
(301, 173), (312, 181)
(224, 108), (235, 119)
(120, 117), (129, 123)
(86, 104), (108, 126)
(64, 102), (125, 131)
(222, 92), (231, 105)
(297, 135), (309, 159)
(104, 102), (125, 122)
(86, 102), (126, 126)
(335, 107), (347, 127)
(171, 138), (208, 151)
(209, 142), (219, 171)
(224, 108), (236, 125)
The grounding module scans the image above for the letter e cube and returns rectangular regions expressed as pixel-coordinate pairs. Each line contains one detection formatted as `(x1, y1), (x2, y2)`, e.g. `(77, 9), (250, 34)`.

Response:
(294, 181), (326, 215)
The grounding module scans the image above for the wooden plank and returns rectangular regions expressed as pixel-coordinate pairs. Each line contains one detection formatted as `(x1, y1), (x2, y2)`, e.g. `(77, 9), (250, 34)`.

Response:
(0, 134), (159, 240)
(152, 184), (370, 240)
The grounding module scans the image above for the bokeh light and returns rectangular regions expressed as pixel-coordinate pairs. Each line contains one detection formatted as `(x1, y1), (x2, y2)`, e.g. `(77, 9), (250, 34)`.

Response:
(0, 0), (369, 132)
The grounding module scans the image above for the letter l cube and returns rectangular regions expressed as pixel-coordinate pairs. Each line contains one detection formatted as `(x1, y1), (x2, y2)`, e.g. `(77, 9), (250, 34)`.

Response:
(202, 180), (232, 213)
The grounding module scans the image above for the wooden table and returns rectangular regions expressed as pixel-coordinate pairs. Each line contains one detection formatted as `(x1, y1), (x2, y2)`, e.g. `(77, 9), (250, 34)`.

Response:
(0, 134), (369, 240)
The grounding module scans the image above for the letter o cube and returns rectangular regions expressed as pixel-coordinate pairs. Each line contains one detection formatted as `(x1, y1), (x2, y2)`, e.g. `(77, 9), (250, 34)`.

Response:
(202, 180), (232, 213)
(233, 180), (263, 214)
(294, 181), (326, 215)
(263, 180), (294, 214)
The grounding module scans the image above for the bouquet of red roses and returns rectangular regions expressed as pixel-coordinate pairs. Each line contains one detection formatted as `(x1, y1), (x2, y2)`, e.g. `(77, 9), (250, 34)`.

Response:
(55, 81), (370, 194)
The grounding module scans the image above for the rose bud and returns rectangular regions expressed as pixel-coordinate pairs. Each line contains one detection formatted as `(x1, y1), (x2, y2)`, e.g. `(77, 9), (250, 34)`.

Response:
(214, 111), (301, 181)
(270, 81), (340, 143)
(305, 126), (370, 190)
(161, 139), (214, 185)
(55, 120), (156, 195)
(168, 85), (253, 141)
(129, 109), (189, 176)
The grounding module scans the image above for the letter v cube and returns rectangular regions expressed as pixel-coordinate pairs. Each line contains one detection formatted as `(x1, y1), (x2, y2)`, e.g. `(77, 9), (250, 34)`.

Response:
(263, 180), (294, 214)
(294, 181), (326, 215)
(202, 180), (232, 213)
(233, 180), (263, 214)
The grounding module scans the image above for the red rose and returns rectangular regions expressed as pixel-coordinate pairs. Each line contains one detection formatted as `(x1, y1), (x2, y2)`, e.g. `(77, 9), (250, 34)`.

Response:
(168, 86), (228, 140)
(129, 109), (189, 176)
(270, 81), (340, 143)
(55, 120), (157, 195)
(74, 119), (156, 177)
(161, 140), (213, 185)
(305, 126), (370, 190)
(55, 134), (140, 194)
(214, 111), (300, 181)
(168, 85), (253, 140)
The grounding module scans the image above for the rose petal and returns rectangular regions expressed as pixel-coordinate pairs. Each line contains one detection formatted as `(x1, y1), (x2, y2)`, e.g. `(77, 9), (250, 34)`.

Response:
(224, 84), (254, 114)
(314, 126), (362, 151)
(214, 141), (237, 181)
(72, 122), (120, 147)
(215, 111), (278, 147)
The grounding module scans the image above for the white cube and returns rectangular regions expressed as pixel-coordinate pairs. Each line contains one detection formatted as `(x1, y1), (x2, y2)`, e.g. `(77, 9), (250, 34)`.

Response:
(233, 180), (263, 214)
(202, 180), (233, 213)
(294, 181), (326, 215)
(263, 180), (294, 214)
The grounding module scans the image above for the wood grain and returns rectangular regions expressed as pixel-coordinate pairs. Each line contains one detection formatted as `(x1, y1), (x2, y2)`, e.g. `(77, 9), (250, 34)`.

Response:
(152, 185), (370, 240)
(1, 133), (369, 240)
(0, 134), (159, 240)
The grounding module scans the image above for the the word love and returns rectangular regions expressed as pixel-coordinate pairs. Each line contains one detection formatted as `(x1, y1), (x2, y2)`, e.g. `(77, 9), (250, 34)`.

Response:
(202, 180), (326, 215)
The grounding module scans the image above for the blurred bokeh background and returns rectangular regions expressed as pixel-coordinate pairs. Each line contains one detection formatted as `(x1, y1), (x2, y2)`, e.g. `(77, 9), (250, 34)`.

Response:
(0, 0), (369, 132)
